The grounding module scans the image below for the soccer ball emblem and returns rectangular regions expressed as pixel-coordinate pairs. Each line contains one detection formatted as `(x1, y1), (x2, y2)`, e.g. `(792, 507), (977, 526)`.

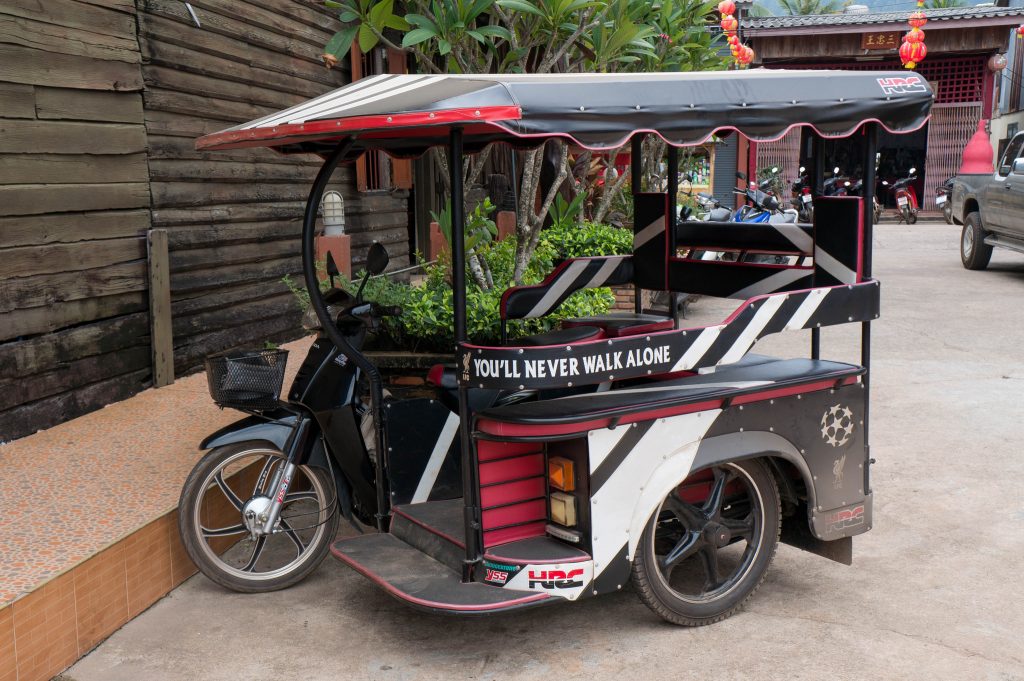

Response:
(820, 404), (854, 447)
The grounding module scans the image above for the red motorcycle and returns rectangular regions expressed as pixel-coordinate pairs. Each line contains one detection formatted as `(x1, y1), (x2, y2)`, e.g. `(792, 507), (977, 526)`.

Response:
(883, 168), (919, 224)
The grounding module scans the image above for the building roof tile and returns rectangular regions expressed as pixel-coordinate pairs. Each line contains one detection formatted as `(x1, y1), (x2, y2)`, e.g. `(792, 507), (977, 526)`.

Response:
(745, 5), (1024, 31)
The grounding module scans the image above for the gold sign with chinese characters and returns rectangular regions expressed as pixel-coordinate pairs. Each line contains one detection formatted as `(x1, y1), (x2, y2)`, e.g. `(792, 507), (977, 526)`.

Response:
(861, 32), (900, 50)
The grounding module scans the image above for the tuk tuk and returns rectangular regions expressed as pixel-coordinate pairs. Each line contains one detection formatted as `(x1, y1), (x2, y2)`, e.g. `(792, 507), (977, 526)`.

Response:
(182, 70), (932, 625)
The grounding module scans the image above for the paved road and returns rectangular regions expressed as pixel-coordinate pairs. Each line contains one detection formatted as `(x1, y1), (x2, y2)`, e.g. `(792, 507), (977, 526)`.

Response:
(66, 222), (1024, 681)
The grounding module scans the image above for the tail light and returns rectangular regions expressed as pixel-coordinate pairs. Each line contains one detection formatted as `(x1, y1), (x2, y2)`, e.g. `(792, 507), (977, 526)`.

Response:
(802, 187), (811, 195)
(547, 456), (578, 529)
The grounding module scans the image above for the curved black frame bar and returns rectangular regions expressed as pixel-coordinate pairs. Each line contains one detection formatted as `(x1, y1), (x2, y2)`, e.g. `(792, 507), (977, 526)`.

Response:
(301, 138), (391, 532)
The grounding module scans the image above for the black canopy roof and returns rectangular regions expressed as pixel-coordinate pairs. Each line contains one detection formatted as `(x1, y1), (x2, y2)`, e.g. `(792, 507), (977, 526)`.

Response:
(196, 70), (933, 154)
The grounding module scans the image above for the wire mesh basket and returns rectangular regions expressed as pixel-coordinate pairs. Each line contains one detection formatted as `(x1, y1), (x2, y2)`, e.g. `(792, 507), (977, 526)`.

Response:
(204, 349), (289, 411)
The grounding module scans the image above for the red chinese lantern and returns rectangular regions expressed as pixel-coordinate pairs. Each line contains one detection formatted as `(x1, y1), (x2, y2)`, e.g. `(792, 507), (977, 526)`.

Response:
(905, 27), (925, 44)
(900, 10), (928, 69)
(1017, 24), (1024, 39)
(720, 14), (738, 34)
(718, 0), (736, 16)
(728, 34), (740, 46)
(900, 40), (927, 69)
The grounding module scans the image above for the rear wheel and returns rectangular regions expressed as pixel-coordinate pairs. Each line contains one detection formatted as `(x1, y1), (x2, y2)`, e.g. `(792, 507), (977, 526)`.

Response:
(178, 443), (339, 593)
(961, 211), (992, 270)
(632, 459), (780, 626)
(907, 209), (918, 225)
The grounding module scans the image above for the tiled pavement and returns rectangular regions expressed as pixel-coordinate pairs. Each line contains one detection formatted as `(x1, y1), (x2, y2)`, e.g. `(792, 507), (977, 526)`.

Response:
(0, 336), (313, 681)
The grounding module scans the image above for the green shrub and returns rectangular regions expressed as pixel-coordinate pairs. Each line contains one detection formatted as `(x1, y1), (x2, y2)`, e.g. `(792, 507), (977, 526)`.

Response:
(292, 220), (634, 353)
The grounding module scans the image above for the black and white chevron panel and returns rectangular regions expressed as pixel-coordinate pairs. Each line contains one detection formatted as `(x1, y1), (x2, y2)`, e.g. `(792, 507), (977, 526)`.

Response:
(812, 197), (863, 286)
(462, 281), (880, 389)
(632, 193), (669, 291)
(500, 256), (634, 320)
(674, 221), (813, 255)
(667, 259), (814, 300)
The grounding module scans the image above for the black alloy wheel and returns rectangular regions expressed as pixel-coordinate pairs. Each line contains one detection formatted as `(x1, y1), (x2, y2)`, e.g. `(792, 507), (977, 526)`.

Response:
(632, 459), (780, 626)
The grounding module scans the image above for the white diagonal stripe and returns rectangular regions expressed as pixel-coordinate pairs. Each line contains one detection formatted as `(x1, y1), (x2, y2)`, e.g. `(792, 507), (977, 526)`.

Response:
(785, 288), (829, 330)
(772, 223), (814, 254)
(633, 217), (664, 249)
(243, 75), (394, 129)
(719, 294), (786, 365)
(588, 425), (631, 472)
(525, 259), (589, 318)
(814, 246), (857, 284)
(671, 326), (722, 371)
(729, 268), (809, 300)
(411, 412), (460, 503)
(290, 75), (444, 125)
(584, 257), (624, 288)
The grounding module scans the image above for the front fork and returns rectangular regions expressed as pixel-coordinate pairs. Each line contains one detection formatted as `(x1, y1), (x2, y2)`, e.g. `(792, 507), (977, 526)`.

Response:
(253, 417), (311, 538)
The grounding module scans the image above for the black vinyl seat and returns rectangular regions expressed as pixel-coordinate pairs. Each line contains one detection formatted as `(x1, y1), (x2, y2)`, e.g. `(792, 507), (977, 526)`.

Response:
(514, 325), (602, 347)
(478, 358), (863, 426)
(563, 313), (673, 337)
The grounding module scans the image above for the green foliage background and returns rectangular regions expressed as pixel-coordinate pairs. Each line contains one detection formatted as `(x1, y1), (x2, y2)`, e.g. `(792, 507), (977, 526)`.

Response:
(292, 222), (633, 353)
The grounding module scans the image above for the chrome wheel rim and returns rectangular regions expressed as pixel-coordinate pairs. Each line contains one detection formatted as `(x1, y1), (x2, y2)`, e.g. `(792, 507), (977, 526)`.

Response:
(649, 463), (765, 604)
(962, 225), (974, 258)
(191, 447), (330, 581)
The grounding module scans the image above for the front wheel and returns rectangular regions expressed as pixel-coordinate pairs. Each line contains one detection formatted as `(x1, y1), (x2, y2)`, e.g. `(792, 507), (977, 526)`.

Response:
(631, 459), (780, 626)
(178, 443), (339, 593)
(961, 211), (992, 270)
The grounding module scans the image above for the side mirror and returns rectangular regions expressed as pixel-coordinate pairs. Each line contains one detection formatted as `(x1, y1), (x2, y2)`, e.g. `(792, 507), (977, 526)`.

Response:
(1012, 158), (1024, 174)
(736, 171), (747, 181)
(325, 251), (340, 287)
(909, 167), (917, 175)
(771, 166), (779, 174)
(366, 242), (389, 275)
(882, 180), (889, 186)
(799, 166), (806, 173)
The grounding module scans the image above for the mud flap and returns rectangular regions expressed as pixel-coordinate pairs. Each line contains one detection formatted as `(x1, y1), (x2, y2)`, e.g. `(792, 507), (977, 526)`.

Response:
(781, 517), (853, 565)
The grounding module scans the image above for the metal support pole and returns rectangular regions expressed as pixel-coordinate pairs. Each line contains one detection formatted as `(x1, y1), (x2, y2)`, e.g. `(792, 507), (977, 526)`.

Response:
(810, 134), (824, 359)
(861, 123), (877, 474)
(632, 135), (644, 314)
(667, 145), (681, 325)
(450, 128), (482, 581)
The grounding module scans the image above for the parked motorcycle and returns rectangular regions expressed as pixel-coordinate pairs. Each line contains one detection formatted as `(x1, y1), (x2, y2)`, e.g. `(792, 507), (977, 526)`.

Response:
(846, 178), (883, 224)
(176, 245), (538, 591)
(884, 167), (919, 224)
(790, 166), (813, 223)
(936, 176), (954, 225)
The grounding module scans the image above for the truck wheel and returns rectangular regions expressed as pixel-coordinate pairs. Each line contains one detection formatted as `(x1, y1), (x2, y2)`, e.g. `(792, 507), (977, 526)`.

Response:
(631, 459), (780, 626)
(943, 201), (954, 225)
(961, 212), (992, 270)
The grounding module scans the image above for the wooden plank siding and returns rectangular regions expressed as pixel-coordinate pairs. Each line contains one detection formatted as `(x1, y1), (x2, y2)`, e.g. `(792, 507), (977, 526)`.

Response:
(0, 1), (150, 442)
(0, 0), (410, 442)
(136, 0), (409, 378)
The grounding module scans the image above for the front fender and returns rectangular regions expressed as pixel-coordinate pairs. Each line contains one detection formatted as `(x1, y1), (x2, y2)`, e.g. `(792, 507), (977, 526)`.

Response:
(199, 409), (299, 451)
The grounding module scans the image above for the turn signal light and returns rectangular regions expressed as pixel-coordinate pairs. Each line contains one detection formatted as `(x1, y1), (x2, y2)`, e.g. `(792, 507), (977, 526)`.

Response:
(550, 492), (577, 527)
(548, 456), (575, 492)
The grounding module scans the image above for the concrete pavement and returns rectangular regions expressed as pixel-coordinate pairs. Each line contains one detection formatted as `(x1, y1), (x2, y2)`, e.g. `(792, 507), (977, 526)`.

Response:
(64, 221), (1024, 681)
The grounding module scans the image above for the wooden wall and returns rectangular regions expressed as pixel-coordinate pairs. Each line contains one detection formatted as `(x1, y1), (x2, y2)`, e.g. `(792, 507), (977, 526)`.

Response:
(0, 0), (410, 441)
(0, 0), (151, 442)
(136, 0), (410, 376)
